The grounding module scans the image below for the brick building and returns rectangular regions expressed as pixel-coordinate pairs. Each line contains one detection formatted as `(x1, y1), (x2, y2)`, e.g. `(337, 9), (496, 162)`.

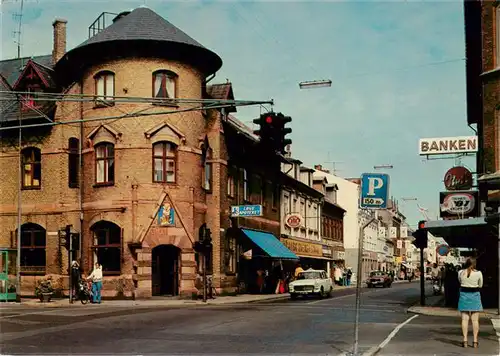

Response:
(0, 7), (290, 299)
(463, 0), (499, 308)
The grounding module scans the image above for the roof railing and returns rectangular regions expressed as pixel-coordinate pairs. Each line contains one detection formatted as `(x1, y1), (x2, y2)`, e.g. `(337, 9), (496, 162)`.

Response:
(88, 12), (118, 39)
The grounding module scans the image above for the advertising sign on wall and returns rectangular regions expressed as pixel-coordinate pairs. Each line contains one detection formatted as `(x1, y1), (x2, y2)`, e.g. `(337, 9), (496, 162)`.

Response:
(285, 214), (303, 229)
(439, 191), (479, 218)
(419, 136), (478, 156)
(443, 166), (473, 191)
(281, 238), (323, 258)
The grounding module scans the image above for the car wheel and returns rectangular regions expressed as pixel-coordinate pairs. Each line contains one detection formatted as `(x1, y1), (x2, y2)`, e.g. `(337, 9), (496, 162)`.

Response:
(319, 287), (325, 299)
(290, 293), (298, 300)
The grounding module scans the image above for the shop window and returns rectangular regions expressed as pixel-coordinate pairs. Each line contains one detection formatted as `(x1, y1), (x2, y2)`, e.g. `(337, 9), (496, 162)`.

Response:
(153, 70), (177, 104)
(68, 137), (79, 188)
(94, 71), (115, 105)
(95, 142), (115, 185)
(21, 147), (41, 189)
(20, 223), (46, 274)
(153, 141), (177, 183)
(91, 221), (122, 275)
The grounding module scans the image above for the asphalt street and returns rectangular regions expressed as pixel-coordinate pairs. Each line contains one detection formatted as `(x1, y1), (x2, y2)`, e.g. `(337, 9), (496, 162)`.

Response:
(2, 282), (495, 355)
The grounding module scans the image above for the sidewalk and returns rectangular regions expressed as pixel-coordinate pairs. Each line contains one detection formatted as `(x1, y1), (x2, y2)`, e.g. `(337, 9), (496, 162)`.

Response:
(377, 314), (500, 356)
(408, 295), (499, 320)
(3, 284), (363, 309)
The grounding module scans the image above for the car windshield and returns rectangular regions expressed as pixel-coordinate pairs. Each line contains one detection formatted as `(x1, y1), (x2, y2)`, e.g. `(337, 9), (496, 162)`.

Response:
(297, 271), (321, 280)
(370, 271), (384, 277)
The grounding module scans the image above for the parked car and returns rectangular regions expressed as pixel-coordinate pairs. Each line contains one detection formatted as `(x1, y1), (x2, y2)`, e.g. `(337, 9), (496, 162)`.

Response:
(289, 269), (333, 299)
(366, 270), (392, 288)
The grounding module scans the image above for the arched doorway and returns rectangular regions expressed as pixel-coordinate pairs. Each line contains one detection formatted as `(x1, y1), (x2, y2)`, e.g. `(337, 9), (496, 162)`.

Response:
(152, 245), (180, 296)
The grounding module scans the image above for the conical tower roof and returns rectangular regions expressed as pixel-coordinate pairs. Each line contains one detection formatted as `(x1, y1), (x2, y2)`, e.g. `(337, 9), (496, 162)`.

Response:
(55, 7), (222, 83)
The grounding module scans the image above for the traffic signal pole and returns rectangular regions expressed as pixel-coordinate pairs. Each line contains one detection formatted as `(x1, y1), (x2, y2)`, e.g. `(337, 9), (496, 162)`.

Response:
(420, 247), (425, 306)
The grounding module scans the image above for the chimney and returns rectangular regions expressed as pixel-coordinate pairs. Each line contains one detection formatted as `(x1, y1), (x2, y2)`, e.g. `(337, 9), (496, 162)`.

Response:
(52, 18), (67, 65)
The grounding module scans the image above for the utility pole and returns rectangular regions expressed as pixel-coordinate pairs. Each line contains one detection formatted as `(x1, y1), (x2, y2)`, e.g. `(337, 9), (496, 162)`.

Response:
(420, 247), (425, 306)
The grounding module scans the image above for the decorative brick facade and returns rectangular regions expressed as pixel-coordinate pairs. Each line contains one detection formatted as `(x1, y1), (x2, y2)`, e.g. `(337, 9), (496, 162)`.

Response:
(0, 7), (282, 299)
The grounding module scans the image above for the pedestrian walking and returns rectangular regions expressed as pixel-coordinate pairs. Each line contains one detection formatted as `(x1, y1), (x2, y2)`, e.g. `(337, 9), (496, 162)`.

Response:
(458, 258), (483, 348)
(70, 259), (82, 300)
(87, 262), (103, 304)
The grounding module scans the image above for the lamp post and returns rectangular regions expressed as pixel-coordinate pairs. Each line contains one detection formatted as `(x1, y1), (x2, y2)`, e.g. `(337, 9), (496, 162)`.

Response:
(298, 80), (332, 89)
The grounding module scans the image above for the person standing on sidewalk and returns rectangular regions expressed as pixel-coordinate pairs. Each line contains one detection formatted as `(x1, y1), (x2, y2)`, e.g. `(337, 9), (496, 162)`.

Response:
(88, 262), (103, 304)
(458, 258), (483, 348)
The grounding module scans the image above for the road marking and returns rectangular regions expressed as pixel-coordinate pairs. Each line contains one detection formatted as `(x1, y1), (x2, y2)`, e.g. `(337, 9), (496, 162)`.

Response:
(307, 288), (387, 305)
(363, 314), (419, 356)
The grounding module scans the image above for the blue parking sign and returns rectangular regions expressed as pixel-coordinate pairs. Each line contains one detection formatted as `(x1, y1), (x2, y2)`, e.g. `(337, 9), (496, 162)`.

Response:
(360, 173), (390, 209)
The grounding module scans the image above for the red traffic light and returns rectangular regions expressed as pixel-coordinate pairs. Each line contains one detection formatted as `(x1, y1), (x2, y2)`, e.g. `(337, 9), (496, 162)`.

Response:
(418, 220), (426, 229)
(265, 116), (273, 124)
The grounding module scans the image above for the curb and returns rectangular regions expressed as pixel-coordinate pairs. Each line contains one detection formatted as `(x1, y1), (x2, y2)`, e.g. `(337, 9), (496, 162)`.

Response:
(3, 294), (292, 309)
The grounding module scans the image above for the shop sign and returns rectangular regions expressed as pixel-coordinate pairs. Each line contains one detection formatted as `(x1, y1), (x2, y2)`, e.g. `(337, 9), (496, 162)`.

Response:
(332, 251), (345, 260)
(322, 246), (332, 258)
(383, 245), (389, 252)
(436, 244), (450, 257)
(443, 166), (473, 191)
(439, 191), (479, 218)
(285, 214), (303, 228)
(281, 238), (323, 258)
(419, 136), (478, 156)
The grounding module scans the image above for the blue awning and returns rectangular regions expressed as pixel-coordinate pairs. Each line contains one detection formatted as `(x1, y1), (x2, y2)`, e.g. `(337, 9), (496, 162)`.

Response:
(241, 229), (298, 260)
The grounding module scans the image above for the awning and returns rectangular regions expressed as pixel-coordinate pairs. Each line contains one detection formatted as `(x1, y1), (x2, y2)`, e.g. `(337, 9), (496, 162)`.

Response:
(241, 229), (298, 260)
(423, 218), (491, 248)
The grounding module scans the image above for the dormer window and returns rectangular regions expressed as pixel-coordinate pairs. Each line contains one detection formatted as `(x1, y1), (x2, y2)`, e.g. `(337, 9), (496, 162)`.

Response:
(21, 85), (41, 111)
(94, 71), (115, 106)
(153, 70), (177, 105)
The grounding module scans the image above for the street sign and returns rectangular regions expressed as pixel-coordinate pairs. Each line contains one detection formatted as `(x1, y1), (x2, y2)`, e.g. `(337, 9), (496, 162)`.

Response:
(230, 205), (263, 217)
(360, 173), (390, 209)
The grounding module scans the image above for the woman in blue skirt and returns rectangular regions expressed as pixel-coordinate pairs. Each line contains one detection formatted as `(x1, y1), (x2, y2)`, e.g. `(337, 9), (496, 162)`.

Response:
(457, 258), (483, 348)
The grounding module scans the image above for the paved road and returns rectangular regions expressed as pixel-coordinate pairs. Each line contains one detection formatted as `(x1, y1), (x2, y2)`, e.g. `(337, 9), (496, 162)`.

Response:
(0, 281), (463, 355)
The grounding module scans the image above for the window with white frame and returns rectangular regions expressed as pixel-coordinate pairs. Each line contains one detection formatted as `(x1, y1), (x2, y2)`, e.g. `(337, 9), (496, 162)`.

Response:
(94, 71), (115, 103)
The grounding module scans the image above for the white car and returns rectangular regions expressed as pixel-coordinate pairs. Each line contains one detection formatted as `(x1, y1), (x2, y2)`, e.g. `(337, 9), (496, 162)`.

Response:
(289, 269), (334, 299)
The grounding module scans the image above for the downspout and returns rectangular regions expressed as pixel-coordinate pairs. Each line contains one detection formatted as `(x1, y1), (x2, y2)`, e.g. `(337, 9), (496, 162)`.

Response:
(78, 81), (84, 263)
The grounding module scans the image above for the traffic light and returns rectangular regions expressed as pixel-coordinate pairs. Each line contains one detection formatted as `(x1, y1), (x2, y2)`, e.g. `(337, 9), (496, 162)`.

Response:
(194, 224), (213, 253)
(253, 113), (275, 144)
(412, 220), (428, 249)
(273, 113), (292, 154)
(64, 225), (71, 250)
(253, 112), (292, 154)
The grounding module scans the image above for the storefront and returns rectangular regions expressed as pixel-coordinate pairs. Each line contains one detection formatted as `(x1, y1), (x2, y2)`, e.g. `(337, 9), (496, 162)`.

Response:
(231, 227), (299, 294)
(280, 237), (330, 272)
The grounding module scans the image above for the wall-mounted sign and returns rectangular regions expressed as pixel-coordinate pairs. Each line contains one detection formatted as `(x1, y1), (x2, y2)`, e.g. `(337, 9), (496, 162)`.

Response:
(443, 166), (473, 191)
(400, 227), (408, 238)
(281, 238), (322, 258)
(436, 244), (450, 257)
(396, 240), (403, 249)
(332, 251), (345, 260)
(439, 191), (479, 218)
(285, 214), (303, 228)
(383, 245), (389, 252)
(322, 246), (332, 258)
(389, 227), (397, 238)
(419, 136), (478, 156)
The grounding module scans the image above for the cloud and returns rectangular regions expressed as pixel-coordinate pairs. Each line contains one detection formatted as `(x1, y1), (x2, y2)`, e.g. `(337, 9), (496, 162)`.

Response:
(0, 0), (472, 225)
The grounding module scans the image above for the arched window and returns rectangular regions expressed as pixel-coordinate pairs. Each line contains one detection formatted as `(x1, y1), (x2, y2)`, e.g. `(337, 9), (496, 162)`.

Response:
(20, 223), (46, 274)
(152, 70), (177, 102)
(21, 147), (41, 189)
(152, 141), (177, 183)
(95, 142), (115, 185)
(94, 71), (115, 104)
(91, 221), (121, 275)
(202, 146), (212, 191)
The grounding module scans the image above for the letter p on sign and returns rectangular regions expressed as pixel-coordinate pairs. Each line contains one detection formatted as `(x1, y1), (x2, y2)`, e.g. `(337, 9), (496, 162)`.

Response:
(367, 177), (383, 196)
(360, 173), (390, 210)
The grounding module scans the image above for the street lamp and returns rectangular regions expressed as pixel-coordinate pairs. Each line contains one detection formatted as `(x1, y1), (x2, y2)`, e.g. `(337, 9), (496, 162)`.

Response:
(298, 80), (332, 89)
(374, 164), (393, 170)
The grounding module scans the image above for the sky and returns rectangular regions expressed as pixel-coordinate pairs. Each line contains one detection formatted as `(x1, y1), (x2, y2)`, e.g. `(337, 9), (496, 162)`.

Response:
(0, 0), (476, 227)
